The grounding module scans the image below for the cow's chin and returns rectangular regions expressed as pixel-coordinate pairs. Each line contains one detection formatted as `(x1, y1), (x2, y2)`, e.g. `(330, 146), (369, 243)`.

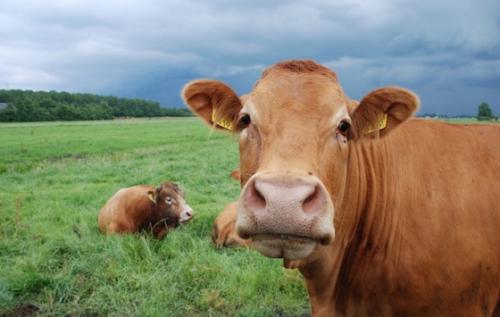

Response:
(251, 234), (316, 260)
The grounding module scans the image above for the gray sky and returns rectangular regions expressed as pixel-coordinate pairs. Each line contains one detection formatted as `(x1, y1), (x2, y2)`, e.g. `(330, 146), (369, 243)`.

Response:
(1, 0), (499, 115)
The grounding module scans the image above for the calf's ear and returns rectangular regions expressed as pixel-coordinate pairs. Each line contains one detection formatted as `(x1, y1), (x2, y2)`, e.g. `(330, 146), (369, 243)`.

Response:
(350, 87), (419, 139)
(170, 183), (182, 195)
(147, 190), (157, 204)
(182, 79), (243, 132)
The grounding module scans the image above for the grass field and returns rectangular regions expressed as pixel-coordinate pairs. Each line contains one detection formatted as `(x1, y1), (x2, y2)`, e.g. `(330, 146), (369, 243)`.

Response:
(1, 116), (497, 316)
(0, 118), (309, 316)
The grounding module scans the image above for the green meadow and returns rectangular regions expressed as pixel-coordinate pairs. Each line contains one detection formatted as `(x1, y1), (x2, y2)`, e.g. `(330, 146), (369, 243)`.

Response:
(0, 118), (309, 316)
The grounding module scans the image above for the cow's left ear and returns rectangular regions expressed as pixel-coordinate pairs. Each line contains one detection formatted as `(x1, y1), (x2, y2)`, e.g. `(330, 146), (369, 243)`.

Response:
(147, 190), (157, 204)
(349, 87), (419, 139)
(182, 79), (243, 132)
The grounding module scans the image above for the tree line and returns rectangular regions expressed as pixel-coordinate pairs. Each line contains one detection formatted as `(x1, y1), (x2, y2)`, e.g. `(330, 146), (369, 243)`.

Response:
(0, 89), (192, 122)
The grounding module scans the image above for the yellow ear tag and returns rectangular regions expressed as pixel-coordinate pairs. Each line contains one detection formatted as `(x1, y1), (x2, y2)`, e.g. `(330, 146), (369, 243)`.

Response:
(211, 109), (233, 130)
(365, 113), (388, 134)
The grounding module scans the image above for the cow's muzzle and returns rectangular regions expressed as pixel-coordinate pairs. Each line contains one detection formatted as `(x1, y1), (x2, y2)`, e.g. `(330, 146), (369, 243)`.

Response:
(236, 173), (335, 260)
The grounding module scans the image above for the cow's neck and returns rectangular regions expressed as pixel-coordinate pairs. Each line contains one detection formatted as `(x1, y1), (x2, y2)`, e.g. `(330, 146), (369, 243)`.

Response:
(340, 137), (402, 256)
(301, 137), (403, 315)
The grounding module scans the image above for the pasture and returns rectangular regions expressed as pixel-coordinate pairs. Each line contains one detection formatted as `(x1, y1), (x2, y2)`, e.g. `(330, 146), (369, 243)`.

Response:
(0, 118), (308, 316)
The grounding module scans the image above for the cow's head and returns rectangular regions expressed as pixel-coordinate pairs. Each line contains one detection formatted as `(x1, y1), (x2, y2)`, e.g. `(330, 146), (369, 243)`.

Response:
(148, 182), (194, 226)
(183, 60), (418, 260)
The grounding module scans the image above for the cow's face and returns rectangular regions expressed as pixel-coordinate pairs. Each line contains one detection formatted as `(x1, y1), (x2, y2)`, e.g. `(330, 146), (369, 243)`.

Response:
(149, 182), (194, 226)
(183, 60), (418, 260)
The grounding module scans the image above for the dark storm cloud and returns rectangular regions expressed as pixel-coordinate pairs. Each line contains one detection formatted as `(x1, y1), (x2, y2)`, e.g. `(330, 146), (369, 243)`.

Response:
(1, 0), (499, 115)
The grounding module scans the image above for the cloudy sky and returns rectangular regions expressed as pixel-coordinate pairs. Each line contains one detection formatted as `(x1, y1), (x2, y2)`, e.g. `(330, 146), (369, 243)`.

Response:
(1, 0), (499, 115)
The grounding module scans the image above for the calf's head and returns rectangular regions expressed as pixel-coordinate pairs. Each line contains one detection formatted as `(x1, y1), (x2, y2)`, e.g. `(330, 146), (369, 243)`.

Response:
(183, 60), (418, 260)
(148, 182), (194, 226)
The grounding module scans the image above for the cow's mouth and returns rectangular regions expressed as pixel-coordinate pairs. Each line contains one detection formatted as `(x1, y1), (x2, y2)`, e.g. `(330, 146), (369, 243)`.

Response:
(251, 234), (317, 260)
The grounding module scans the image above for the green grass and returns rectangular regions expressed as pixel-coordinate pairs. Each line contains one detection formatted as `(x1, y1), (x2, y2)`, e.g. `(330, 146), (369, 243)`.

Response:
(0, 118), (309, 316)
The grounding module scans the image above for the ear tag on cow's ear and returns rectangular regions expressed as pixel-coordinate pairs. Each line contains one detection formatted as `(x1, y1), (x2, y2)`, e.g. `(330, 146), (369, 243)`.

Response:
(211, 109), (233, 130)
(147, 191), (156, 204)
(365, 113), (388, 134)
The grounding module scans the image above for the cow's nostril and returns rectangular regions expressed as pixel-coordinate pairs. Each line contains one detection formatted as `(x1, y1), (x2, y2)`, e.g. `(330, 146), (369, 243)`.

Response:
(245, 180), (266, 209)
(185, 211), (192, 218)
(302, 185), (322, 214)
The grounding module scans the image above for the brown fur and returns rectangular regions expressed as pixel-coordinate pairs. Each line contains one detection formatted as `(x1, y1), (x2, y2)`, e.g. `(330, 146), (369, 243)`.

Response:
(98, 182), (187, 239)
(260, 59), (337, 82)
(230, 168), (241, 181)
(211, 202), (251, 248)
(183, 60), (500, 316)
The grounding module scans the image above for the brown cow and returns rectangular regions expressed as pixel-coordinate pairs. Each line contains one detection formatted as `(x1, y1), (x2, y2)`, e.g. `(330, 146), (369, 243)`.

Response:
(183, 60), (500, 316)
(98, 182), (193, 239)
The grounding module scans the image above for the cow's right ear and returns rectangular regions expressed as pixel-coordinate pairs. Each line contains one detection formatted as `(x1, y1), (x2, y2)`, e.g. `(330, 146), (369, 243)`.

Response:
(182, 79), (243, 132)
(147, 190), (157, 204)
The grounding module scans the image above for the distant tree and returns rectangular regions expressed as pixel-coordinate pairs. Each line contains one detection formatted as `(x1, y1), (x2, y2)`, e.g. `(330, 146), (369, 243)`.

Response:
(477, 102), (494, 121)
(0, 104), (18, 121)
(53, 104), (80, 120)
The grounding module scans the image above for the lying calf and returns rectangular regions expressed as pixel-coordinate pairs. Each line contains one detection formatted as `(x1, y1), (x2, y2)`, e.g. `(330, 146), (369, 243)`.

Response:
(98, 181), (193, 239)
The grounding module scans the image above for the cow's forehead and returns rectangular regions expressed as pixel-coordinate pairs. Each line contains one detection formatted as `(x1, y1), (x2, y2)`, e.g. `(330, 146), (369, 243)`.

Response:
(247, 71), (348, 120)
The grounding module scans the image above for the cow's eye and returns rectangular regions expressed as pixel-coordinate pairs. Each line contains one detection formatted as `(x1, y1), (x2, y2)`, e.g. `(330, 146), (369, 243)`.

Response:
(237, 113), (251, 130)
(338, 120), (351, 135)
(166, 197), (173, 205)
(241, 114), (251, 125)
